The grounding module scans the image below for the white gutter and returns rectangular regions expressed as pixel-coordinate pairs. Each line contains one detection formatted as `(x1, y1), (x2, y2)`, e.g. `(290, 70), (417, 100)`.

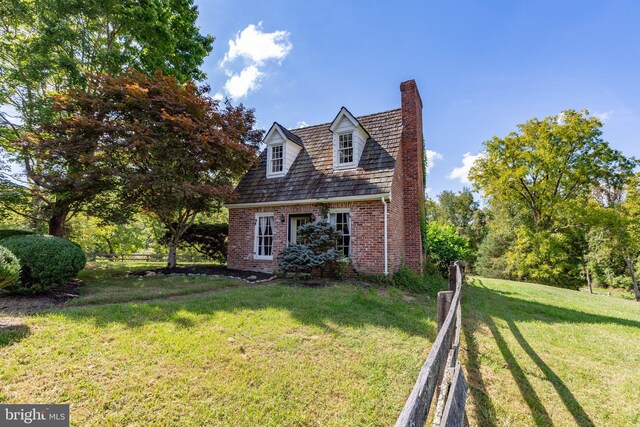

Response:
(381, 196), (388, 275)
(225, 192), (390, 209)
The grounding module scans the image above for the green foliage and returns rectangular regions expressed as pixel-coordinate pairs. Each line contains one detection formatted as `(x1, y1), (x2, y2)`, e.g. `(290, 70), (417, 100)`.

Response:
(425, 188), (487, 263)
(392, 265), (447, 296)
(505, 227), (582, 288)
(470, 110), (636, 231)
(424, 222), (472, 274)
(162, 223), (228, 261)
(277, 221), (344, 276)
(69, 213), (161, 255)
(475, 225), (513, 279)
(0, 235), (86, 293)
(0, 246), (20, 289)
(585, 227), (629, 289)
(0, 0), (214, 234)
(0, 229), (34, 241)
(469, 110), (637, 289)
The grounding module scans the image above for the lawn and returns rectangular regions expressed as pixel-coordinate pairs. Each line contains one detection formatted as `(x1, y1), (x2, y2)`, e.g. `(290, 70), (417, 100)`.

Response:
(462, 276), (640, 427)
(0, 265), (436, 426)
(71, 262), (243, 306)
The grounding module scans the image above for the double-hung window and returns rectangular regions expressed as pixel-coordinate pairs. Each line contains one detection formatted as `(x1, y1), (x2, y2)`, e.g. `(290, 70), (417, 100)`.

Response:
(255, 213), (274, 259)
(270, 145), (283, 174)
(330, 210), (351, 257)
(338, 133), (353, 164)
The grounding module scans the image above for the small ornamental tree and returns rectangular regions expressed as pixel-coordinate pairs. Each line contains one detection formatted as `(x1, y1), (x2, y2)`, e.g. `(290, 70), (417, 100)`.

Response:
(87, 71), (262, 268)
(277, 221), (344, 276)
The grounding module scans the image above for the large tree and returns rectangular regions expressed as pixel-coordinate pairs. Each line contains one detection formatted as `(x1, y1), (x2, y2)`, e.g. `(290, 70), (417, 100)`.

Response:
(0, 0), (214, 234)
(57, 71), (262, 267)
(470, 110), (635, 231)
(470, 110), (636, 286)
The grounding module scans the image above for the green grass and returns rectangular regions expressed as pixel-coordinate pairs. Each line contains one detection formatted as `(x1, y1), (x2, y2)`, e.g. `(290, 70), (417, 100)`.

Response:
(462, 276), (640, 427)
(0, 271), (435, 426)
(70, 262), (243, 306)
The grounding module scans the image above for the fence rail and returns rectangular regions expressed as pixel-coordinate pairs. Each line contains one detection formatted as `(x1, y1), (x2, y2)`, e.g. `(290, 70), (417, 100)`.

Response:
(395, 261), (467, 427)
(87, 253), (210, 263)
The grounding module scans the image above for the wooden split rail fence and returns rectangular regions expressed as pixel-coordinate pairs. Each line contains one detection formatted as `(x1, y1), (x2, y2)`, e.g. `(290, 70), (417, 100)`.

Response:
(395, 260), (467, 427)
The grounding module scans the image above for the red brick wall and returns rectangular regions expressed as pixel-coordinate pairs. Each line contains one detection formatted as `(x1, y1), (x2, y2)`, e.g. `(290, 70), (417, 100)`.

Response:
(228, 201), (388, 274)
(400, 80), (425, 272)
(388, 146), (405, 272)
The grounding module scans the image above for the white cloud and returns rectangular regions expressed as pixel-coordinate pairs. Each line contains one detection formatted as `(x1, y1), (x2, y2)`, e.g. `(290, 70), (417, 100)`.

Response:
(295, 121), (308, 128)
(212, 92), (224, 101)
(448, 152), (484, 184)
(425, 187), (433, 196)
(222, 22), (292, 66)
(219, 22), (293, 99)
(223, 66), (263, 99)
(425, 150), (443, 173)
(593, 110), (613, 123)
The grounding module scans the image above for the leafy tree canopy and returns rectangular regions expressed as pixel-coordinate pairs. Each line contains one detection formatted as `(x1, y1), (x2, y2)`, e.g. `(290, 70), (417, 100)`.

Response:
(470, 110), (636, 231)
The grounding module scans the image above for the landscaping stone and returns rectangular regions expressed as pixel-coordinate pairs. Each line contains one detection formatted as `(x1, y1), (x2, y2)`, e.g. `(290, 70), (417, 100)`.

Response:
(127, 265), (274, 283)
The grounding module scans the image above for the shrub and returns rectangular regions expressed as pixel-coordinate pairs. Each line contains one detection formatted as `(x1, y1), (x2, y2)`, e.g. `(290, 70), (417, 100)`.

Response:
(358, 264), (448, 296)
(392, 265), (448, 296)
(0, 246), (21, 290)
(277, 221), (345, 276)
(0, 235), (87, 293)
(0, 229), (34, 241)
(424, 222), (472, 276)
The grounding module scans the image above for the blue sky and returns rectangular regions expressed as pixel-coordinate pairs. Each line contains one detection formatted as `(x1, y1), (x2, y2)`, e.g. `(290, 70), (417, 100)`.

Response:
(197, 0), (639, 197)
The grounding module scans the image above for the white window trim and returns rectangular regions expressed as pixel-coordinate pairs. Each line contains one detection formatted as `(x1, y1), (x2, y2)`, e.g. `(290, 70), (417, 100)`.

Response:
(329, 208), (352, 257)
(267, 144), (285, 178)
(334, 132), (356, 170)
(254, 212), (275, 260)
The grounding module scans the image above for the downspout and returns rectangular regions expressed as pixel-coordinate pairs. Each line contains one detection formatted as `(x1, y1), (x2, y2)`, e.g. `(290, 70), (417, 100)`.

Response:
(381, 197), (388, 275)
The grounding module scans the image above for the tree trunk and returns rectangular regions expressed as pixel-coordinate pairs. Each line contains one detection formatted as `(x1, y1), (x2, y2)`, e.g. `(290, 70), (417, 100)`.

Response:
(48, 211), (68, 237)
(167, 241), (178, 269)
(624, 255), (640, 302)
(584, 267), (593, 294)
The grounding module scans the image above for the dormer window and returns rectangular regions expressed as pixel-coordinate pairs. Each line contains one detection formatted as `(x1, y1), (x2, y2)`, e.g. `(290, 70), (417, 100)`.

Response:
(338, 133), (354, 164)
(264, 122), (304, 179)
(270, 144), (283, 174)
(329, 107), (370, 171)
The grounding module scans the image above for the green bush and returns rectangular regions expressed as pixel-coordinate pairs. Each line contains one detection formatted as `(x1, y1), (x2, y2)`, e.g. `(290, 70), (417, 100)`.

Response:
(0, 229), (34, 241)
(392, 265), (448, 296)
(358, 264), (448, 296)
(277, 221), (345, 277)
(424, 222), (472, 276)
(0, 246), (21, 290)
(0, 235), (86, 293)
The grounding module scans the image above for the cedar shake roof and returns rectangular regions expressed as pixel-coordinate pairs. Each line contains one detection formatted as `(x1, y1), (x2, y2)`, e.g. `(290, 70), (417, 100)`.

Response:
(231, 108), (402, 205)
(275, 123), (304, 147)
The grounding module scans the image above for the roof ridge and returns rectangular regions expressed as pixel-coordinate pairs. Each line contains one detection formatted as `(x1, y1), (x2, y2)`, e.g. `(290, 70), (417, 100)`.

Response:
(289, 108), (402, 132)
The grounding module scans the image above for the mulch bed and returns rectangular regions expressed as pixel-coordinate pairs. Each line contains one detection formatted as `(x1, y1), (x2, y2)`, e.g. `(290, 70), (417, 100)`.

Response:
(127, 265), (275, 282)
(0, 280), (81, 315)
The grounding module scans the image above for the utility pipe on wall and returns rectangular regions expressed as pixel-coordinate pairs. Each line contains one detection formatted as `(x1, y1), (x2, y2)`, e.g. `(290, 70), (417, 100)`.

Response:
(381, 197), (388, 275)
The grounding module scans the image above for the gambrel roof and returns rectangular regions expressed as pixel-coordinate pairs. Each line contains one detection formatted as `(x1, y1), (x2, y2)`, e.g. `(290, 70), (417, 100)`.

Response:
(229, 108), (402, 205)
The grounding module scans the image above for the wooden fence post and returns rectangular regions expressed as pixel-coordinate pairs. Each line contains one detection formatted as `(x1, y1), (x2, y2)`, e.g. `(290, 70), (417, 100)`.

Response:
(437, 291), (454, 332)
(448, 262), (457, 292)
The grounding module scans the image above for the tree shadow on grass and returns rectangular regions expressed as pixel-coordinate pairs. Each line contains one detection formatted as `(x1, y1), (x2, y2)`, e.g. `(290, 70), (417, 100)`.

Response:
(53, 285), (438, 341)
(0, 323), (30, 347)
(461, 278), (618, 426)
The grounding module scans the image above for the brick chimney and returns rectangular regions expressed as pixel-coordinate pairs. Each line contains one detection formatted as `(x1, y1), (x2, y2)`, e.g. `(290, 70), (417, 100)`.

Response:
(400, 80), (425, 272)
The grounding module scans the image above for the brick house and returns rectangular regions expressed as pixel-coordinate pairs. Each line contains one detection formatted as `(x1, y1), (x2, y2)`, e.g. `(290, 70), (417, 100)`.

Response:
(226, 80), (425, 275)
